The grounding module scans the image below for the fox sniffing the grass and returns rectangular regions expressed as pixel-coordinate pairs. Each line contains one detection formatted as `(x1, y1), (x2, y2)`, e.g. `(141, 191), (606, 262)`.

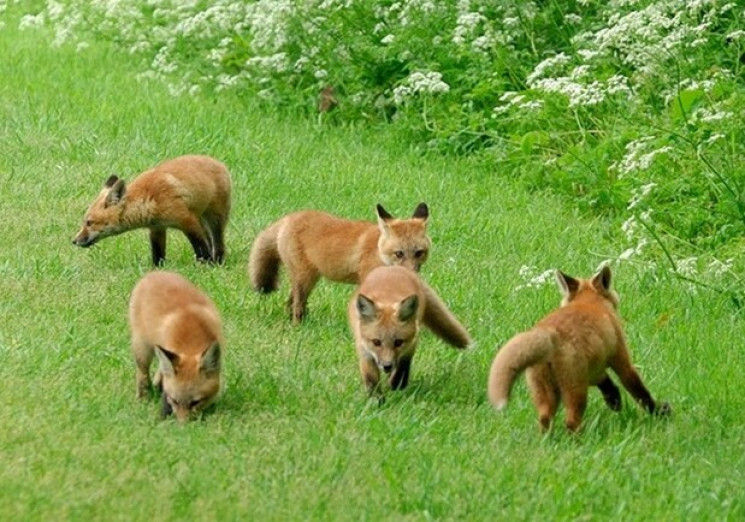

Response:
(129, 271), (223, 422)
(249, 203), (431, 323)
(348, 265), (471, 401)
(73, 155), (231, 265)
(488, 265), (670, 432)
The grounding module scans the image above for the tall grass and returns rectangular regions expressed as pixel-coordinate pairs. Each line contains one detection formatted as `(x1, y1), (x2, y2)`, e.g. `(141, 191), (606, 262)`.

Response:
(0, 12), (743, 522)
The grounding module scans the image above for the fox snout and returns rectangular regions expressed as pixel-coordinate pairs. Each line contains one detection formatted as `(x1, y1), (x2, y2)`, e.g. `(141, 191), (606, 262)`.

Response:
(72, 230), (96, 248)
(381, 361), (395, 374)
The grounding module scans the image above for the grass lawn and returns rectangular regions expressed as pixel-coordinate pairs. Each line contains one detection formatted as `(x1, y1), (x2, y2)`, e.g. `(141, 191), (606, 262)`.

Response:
(0, 16), (743, 521)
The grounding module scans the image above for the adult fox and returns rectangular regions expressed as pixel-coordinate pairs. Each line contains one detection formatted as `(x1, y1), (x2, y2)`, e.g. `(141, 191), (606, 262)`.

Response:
(249, 203), (430, 323)
(73, 155), (231, 265)
(348, 266), (471, 401)
(129, 271), (224, 422)
(488, 265), (670, 432)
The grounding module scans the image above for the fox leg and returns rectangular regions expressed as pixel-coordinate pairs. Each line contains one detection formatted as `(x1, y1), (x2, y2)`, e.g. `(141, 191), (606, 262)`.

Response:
(179, 215), (213, 263)
(360, 355), (383, 399)
(149, 227), (167, 266)
(286, 270), (320, 324)
(597, 374), (622, 411)
(161, 391), (173, 419)
(133, 341), (154, 400)
(526, 365), (559, 432)
(561, 385), (588, 433)
(611, 353), (670, 416)
(208, 215), (227, 264)
(390, 355), (412, 391)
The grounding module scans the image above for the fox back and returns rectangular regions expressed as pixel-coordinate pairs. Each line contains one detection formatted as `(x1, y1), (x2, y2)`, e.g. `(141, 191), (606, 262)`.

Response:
(129, 271), (223, 421)
(73, 155), (231, 265)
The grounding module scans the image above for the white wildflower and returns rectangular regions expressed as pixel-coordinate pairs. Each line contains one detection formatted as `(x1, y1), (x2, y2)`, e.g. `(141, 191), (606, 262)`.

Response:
(514, 266), (555, 292)
(627, 182), (657, 210)
(381, 34), (395, 45)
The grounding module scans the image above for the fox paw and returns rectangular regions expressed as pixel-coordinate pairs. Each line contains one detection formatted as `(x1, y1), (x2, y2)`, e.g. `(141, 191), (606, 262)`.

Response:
(654, 402), (672, 417)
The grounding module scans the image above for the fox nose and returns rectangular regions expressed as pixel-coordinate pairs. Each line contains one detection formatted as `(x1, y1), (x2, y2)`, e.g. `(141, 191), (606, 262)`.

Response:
(381, 362), (394, 374)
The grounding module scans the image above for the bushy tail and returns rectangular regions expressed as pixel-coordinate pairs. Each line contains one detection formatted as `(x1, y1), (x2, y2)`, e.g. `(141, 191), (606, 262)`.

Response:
(488, 329), (556, 410)
(421, 281), (472, 348)
(248, 221), (282, 293)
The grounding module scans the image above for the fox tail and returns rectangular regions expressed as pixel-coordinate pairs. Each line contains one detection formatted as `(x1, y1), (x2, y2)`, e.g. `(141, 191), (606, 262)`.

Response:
(421, 281), (472, 349)
(248, 220), (283, 293)
(487, 328), (556, 410)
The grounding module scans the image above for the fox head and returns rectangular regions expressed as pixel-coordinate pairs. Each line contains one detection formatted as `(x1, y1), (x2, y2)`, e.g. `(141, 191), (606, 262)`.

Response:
(356, 292), (420, 374)
(154, 342), (221, 422)
(72, 175), (128, 248)
(555, 265), (619, 310)
(376, 203), (431, 272)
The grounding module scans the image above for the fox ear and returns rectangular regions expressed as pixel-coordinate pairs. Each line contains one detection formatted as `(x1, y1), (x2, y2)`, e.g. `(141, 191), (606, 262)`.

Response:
(200, 342), (221, 374)
(376, 204), (393, 235)
(592, 264), (612, 291)
(105, 178), (126, 207)
(411, 202), (429, 222)
(555, 270), (580, 298)
(154, 346), (178, 376)
(398, 295), (419, 322)
(357, 294), (378, 321)
(104, 175), (119, 188)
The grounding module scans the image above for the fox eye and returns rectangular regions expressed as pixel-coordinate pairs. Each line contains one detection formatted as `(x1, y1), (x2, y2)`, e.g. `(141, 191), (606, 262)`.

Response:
(414, 250), (425, 258)
(372, 339), (382, 347)
(394, 251), (404, 259)
(189, 399), (201, 409)
(393, 339), (404, 348)
(85, 219), (93, 227)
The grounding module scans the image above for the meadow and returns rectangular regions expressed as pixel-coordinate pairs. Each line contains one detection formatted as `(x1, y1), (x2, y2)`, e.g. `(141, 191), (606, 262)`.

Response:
(1, 8), (744, 522)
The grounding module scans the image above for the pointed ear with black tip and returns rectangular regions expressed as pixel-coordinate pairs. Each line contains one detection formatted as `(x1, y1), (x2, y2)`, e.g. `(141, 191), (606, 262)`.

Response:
(376, 203), (394, 220)
(154, 346), (178, 377)
(105, 178), (126, 207)
(555, 270), (580, 298)
(104, 175), (119, 188)
(397, 295), (419, 322)
(357, 294), (378, 322)
(200, 342), (221, 374)
(376, 204), (393, 235)
(411, 202), (428, 221)
(592, 264), (612, 292)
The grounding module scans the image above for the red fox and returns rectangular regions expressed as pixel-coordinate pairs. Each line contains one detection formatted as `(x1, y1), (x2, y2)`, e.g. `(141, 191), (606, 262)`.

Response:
(73, 155), (231, 265)
(488, 265), (670, 432)
(129, 271), (223, 422)
(348, 266), (471, 400)
(249, 203), (430, 323)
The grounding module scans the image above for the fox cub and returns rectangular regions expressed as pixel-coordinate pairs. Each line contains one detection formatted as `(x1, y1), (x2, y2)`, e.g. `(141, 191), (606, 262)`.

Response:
(73, 155), (231, 265)
(249, 203), (430, 323)
(348, 266), (471, 401)
(488, 265), (670, 432)
(129, 271), (223, 422)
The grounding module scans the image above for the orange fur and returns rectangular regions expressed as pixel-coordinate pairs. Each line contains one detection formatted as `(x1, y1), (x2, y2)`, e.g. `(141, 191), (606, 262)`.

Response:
(249, 203), (430, 323)
(129, 271), (223, 422)
(349, 266), (471, 401)
(488, 266), (669, 432)
(73, 155), (231, 265)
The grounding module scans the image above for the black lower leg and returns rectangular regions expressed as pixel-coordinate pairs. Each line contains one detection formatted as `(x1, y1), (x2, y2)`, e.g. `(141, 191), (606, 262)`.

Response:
(186, 232), (212, 262)
(149, 228), (167, 266)
(161, 392), (173, 419)
(390, 357), (412, 390)
(597, 376), (622, 411)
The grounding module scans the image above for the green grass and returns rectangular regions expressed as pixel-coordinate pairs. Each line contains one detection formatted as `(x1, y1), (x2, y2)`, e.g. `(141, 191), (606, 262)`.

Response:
(1, 19), (743, 522)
